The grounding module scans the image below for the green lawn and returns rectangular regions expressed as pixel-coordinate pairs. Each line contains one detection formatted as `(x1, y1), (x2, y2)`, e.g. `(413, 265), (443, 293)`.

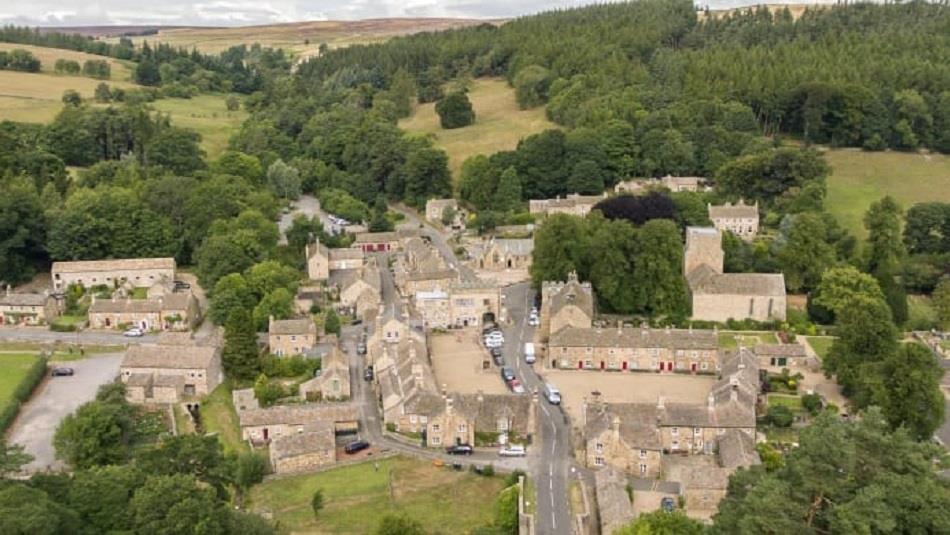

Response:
(768, 394), (803, 412)
(151, 94), (247, 159)
(825, 149), (950, 241)
(718, 331), (779, 349)
(399, 78), (556, 181)
(248, 456), (506, 534)
(806, 336), (836, 360)
(199, 382), (248, 454)
(0, 353), (40, 412)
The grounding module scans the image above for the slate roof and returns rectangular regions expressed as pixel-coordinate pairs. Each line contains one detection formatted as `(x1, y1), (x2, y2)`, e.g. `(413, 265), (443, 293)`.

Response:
(354, 231), (399, 244)
(718, 429), (760, 469)
(549, 326), (717, 350)
(585, 403), (663, 450)
(52, 257), (175, 273)
(754, 343), (807, 357)
(89, 292), (195, 313)
(708, 201), (758, 220)
(688, 269), (786, 297)
(329, 248), (364, 261)
(237, 403), (358, 427)
(0, 293), (48, 306)
(452, 393), (534, 434)
(549, 279), (593, 318)
(663, 455), (731, 490)
(270, 428), (335, 460)
(122, 343), (219, 370)
(269, 318), (317, 336)
(595, 467), (635, 535)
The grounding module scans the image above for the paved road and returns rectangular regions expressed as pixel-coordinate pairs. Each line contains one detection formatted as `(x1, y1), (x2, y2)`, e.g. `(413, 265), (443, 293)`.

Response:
(0, 326), (156, 345)
(391, 204), (477, 282)
(7, 353), (123, 472)
(503, 282), (573, 534)
(278, 194), (347, 244)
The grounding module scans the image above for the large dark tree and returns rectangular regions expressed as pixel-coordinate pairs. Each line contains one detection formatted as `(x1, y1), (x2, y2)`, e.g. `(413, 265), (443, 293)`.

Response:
(434, 91), (475, 129)
(593, 192), (677, 227)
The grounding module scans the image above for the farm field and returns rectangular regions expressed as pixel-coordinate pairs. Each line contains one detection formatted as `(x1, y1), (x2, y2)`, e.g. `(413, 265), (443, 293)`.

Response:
(0, 70), (137, 123)
(824, 149), (950, 241)
(0, 353), (39, 413)
(151, 95), (246, 158)
(399, 77), (557, 180)
(248, 455), (506, 534)
(0, 43), (134, 81)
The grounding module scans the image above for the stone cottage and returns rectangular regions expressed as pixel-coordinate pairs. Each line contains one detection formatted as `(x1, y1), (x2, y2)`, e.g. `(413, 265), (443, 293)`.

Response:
(0, 287), (60, 326)
(120, 342), (223, 403)
(299, 347), (350, 401)
(52, 257), (176, 291)
(708, 200), (759, 240)
(268, 316), (319, 357)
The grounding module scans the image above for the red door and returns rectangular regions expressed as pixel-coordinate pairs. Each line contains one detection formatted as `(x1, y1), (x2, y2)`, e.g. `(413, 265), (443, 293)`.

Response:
(263, 428), (269, 440)
(622, 361), (628, 371)
(578, 361), (583, 369)
(600, 361), (605, 370)
(690, 363), (697, 373)
(667, 362), (674, 372)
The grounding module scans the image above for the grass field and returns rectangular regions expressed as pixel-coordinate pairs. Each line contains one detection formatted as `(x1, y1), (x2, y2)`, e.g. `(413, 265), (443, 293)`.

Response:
(399, 78), (557, 181)
(0, 353), (39, 412)
(199, 382), (247, 454)
(0, 43), (134, 81)
(0, 70), (138, 123)
(151, 94), (246, 158)
(824, 149), (950, 241)
(806, 336), (836, 360)
(248, 456), (506, 533)
(717, 331), (779, 349)
(768, 393), (803, 412)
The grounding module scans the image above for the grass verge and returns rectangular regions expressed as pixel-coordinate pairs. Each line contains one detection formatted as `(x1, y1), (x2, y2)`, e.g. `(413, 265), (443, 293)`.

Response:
(806, 336), (836, 361)
(248, 455), (505, 533)
(199, 382), (248, 454)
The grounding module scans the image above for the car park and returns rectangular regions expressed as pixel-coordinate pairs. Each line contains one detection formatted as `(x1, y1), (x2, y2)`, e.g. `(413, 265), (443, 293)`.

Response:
(344, 439), (370, 454)
(123, 327), (145, 337)
(446, 444), (474, 455)
(501, 367), (515, 382)
(499, 444), (526, 457)
(51, 367), (74, 377)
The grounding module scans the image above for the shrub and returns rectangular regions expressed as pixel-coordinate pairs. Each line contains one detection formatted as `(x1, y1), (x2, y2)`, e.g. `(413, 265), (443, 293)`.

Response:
(801, 393), (823, 415)
(504, 469), (526, 487)
(767, 405), (794, 427)
(261, 355), (318, 378)
(435, 91), (475, 129)
(0, 355), (49, 431)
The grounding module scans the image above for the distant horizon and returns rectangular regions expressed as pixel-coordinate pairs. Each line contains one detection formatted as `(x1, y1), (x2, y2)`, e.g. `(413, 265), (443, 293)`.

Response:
(0, 0), (843, 29)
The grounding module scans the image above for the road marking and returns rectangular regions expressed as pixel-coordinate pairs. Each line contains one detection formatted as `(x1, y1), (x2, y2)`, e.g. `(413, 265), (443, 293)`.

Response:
(549, 479), (553, 490)
(552, 511), (557, 530)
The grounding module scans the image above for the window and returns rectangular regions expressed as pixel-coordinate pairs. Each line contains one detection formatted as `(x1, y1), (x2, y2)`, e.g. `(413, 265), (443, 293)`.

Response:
(594, 457), (605, 466)
(595, 443), (604, 453)
(701, 362), (708, 371)
(297, 426), (304, 433)
(432, 424), (440, 432)
(694, 427), (701, 435)
(497, 419), (509, 431)
(584, 360), (593, 369)
(639, 463), (647, 475)
(410, 415), (418, 423)
(639, 449), (646, 459)
(432, 436), (442, 445)
(672, 440), (679, 450)
(671, 427), (679, 436)
(586, 346), (593, 353)
(420, 416), (427, 424)
(291, 335), (296, 341)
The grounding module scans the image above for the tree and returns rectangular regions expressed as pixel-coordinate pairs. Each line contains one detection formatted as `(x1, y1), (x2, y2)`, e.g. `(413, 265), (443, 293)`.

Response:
(530, 214), (588, 287)
(222, 309), (261, 380)
(904, 202), (950, 254)
(632, 219), (689, 317)
(824, 295), (898, 406)
(311, 489), (324, 518)
(401, 145), (452, 208)
(0, 178), (47, 285)
(513, 65), (552, 109)
(435, 91), (475, 129)
(767, 405), (794, 427)
(61, 89), (82, 106)
(208, 273), (256, 325)
(53, 396), (132, 469)
(594, 192), (677, 227)
(134, 58), (161, 86)
(245, 261), (300, 299)
(93, 83), (112, 103)
(66, 465), (143, 533)
(616, 510), (704, 535)
(0, 442), (32, 477)
(876, 342), (945, 440)
(225, 96), (241, 111)
(812, 266), (884, 317)
(492, 167), (523, 214)
(211, 151), (263, 184)
(324, 309), (341, 336)
(934, 277), (950, 330)
(375, 513), (426, 535)
(136, 435), (234, 498)
(369, 196), (393, 232)
(441, 205), (457, 227)
(0, 483), (79, 535)
(776, 212), (838, 292)
(285, 215), (326, 254)
(235, 453), (267, 492)
(864, 196), (907, 324)
(130, 474), (230, 535)
(715, 147), (829, 205)
(253, 288), (294, 331)
(493, 485), (519, 535)
(266, 159), (301, 200)
(147, 127), (206, 175)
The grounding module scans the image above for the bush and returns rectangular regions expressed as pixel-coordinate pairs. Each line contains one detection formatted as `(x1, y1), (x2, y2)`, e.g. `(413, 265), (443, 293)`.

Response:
(0, 355), (48, 431)
(261, 355), (318, 378)
(49, 322), (78, 332)
(801, 393), (823, 415)
(767, 405), (794, 427)
(435, 91), (475, 129)
(504, 469), (526, 487)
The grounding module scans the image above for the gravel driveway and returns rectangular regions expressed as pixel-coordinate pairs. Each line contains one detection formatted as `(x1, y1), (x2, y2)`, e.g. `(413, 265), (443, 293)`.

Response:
(7, 353), (123, 472)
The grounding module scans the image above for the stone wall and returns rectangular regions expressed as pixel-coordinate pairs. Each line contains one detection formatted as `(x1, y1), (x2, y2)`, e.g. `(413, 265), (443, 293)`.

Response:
(691, 293), (786, 322)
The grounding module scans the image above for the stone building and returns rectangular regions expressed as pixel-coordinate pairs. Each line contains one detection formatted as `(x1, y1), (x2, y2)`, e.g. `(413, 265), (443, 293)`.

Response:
(269, 427), (336, 474)
(335, 261), (382, 319)
(708, 200), (759, 239)
(613, 179), (651, 195)
(52, 257), (176, 291)
(754, 343), (809, 368)
(448, 280), (501, 328)
(584, 349), (759, 485)
(120, 342), (223, 403)
(306, 241), (364, 281)
(684, 227), (786, 322)
(0, 288), (60, 326)
(540, 272), (593, 340)
(478, 238), (534, 271)
(548, 326), (719, 373)
(268, 316), (319, 356)
(528, 193), (604, 217)
(87, 292), (199, 331)
(352, 230), (420, 253)
(661, 175), (704, 192)
(423, 392), (536, 448)
(414, 290), (451, 329)
(595, 467), (636, 535)
(425, 198), (465, 229)
(234, 400), (358, 444)
(299, 347), (350, 401)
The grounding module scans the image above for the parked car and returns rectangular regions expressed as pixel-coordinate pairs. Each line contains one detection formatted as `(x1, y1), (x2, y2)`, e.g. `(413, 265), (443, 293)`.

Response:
(123, 327), (145, 337)
(482, 323), (498, 335)
(344, 440), (370, 454)
(499, 444), (526, 457)
(446, 444), (474, 455)
(51, 367), (74, 377)
(545, 384), (562, 405)
(173, 280), (191, 290)
(508, 378), (526, 394)
(364, 366), (374, 382)
(500, 367), (515, 382)
(357, 342), (367, 355)
(661, 497), (676, 512)
(524, 342), (536, 364)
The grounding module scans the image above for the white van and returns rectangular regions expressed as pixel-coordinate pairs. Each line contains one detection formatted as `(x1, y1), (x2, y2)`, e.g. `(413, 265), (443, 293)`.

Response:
(524, 342), (536, 364)
(545, 384), (561, 405)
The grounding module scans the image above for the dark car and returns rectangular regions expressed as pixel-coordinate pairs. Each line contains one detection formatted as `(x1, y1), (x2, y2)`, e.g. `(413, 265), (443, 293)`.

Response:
(51, 367), (74, 377)
(500, 367), (515, 382)
(364, 366), (374, 382)
(446, 444), (474, 455)
(173, 280), (191, 290)
(492, 353), (504, 367)
(352, 319), (363, 326)
(344, 440), (370, 454)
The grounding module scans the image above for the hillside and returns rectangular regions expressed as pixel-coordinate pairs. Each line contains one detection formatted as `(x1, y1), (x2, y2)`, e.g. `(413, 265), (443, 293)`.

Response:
(0, 43), (134, 81)
(399, 78), (555, 180)
(0, 70), (138, 122)
(116, 18), (501, 57)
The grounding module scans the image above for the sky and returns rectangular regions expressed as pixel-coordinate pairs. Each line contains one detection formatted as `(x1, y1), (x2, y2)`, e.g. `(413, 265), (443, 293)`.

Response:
(0, 1), (837, 27)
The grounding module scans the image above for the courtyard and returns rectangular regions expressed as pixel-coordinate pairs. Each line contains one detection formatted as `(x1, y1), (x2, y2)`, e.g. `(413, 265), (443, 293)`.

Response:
(539, 370), (717, 423)
(429, 329), (509, 395)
